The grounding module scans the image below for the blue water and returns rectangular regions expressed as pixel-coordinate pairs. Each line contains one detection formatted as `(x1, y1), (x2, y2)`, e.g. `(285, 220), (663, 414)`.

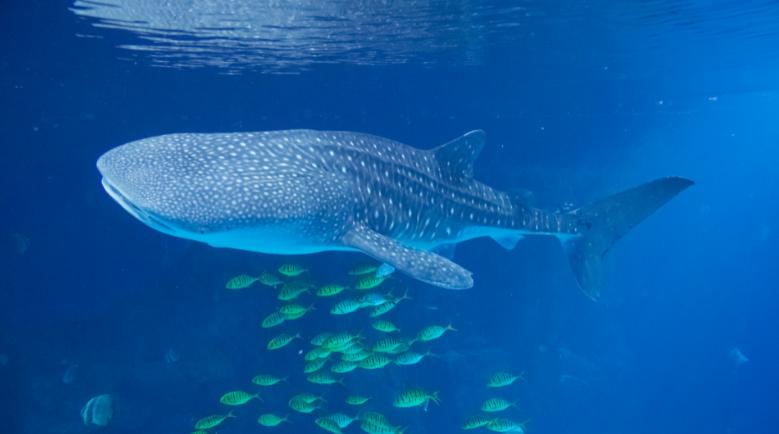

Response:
(2, 1), (778, 433)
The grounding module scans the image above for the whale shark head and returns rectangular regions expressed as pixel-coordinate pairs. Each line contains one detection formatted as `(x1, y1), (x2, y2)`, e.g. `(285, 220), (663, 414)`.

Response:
(97, 134), (215, 237)
(96, 131), (353, 252)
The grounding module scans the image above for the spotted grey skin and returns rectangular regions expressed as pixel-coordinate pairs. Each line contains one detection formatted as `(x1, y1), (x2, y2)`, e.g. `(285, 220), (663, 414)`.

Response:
(97, 129), (693, 297)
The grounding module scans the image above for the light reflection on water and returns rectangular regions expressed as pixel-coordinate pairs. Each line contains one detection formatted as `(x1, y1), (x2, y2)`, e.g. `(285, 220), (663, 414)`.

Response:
(70, 0), (779, 75)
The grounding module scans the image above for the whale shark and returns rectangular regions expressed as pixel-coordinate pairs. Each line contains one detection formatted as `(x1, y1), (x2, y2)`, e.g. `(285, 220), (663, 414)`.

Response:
(96, 129), (692, 299)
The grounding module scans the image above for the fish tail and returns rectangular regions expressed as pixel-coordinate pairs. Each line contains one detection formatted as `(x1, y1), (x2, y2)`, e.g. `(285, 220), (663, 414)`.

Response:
(447, 323), (457, 332)
(562, 177), (693, 300)
(518, 371), (527, 383)
(226, 410), (236, 418)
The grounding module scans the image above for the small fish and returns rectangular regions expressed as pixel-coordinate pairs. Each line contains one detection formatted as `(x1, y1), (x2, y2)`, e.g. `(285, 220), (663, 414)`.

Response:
(330, 299), (363, 315)
(261, 311), (286, 328)
(293, 393), (325, 404)
(394, 350), (433, 366)
(267, 332), (301, 350)
(372, 320), (400, 333)
(310, 332), (333, 346)
(481, 398), (517, 412)
(288, 397), (319, 414)
(462, 414), (493, 430)
(358, 353), (393, 370)
(315, 417), (344, 434)
(368, 291), (412, 317)
(278, 263), (307, 277)
(393, 388), (440, 408)
(307, 371), (343, 385)
(330, 361), (358, 373)
(487, 372), (525, 388)
(304, 358), (329, 374)
(220, 390), (260, 406)
(258, 271), (284, 288)
(485, 418), (527, 433)
(316, 284), (347, 297)
(416, 323), (456, 342)
(372, 337), (410, 354)
(279, 303), (315, 319)
(342, 342), (366, 354)
(358, 292), (391, 307)
(354, 274), (388, 290)
(359, 412), (401, 434)
(251, 374), (287, 386)
(257, 413), (290, 427)
(278, 282), (311, 301)
(225, 274), (259, 289)
(321, 332), (361, 351)
(327, 412), (357, 428)
(305, 347), (332, 361)
(345, 395), (371, 405)
(341, 350), (372, 362)
(368, 301), (397, 317)
(194, 411), (235, 430)
(348, 263), (378, 276)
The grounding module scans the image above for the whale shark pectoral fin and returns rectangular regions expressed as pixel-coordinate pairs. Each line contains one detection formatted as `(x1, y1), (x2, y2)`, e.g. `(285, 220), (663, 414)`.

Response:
(342, 225), (473, 290)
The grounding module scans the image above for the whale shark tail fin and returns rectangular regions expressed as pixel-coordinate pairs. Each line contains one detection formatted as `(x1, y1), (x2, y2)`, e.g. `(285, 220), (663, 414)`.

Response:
(564, 177), (694, 300)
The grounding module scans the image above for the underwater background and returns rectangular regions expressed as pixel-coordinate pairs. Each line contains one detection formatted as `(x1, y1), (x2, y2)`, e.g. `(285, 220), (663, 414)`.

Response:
(1, 1), (778, 433)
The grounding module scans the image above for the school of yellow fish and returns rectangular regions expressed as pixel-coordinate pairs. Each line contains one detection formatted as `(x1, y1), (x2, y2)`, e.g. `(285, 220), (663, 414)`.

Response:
(190, 262), (529, 433)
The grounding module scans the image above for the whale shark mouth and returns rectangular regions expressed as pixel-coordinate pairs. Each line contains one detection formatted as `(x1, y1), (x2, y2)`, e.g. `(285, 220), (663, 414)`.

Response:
(100, 177), (177, 234)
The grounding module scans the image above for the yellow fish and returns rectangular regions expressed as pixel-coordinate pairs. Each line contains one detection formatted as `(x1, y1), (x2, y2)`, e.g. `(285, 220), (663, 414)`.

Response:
(310, 332), (333, 346)
(251, 374), (287, 386)
(358, 353), (392, 370)
(348, 263), (379, 276)
(307, 371), (343, 385)
(330, 299), (362, 315)
(261, 311), (286, 328)
(278, 282), (311, 301)
(487, 371), (526, 388)
(194, 411), (235, 430)
(304, 358), (328, 374)
(371, 320), (400, 333)
(315, 417), (344, 434)
(461, 414), (493, 430)
(258, 271), (284, 288)
(278, 263), (307, 277)
(416, 323), (456, 342)
(257, 413), (290, 427)
(393, 388), (439, 408)
(279, 303), (315, 319)
(354, 274), (388, 290)
(316, 284), (347, 297)
(219, 390), (260, 406)
(267, 332), (301, 350)
(481, 398), (517, 412)
(345, 395), (371, 405)
(225, 274), (259, 290)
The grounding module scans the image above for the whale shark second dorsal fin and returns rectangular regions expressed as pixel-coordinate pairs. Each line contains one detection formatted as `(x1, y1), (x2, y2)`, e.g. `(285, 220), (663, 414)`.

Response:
(432, 130), (485, 179)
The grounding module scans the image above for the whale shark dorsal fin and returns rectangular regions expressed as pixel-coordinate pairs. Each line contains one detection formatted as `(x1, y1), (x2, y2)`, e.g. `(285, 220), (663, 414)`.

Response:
(433, 130), (485, 179)
(342, 225), (473, 290)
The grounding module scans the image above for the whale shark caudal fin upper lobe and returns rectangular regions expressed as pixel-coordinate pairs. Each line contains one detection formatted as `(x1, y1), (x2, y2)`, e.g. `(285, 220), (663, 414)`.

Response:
(342, 225), (473, 290)
(564, 176), (694, 301)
